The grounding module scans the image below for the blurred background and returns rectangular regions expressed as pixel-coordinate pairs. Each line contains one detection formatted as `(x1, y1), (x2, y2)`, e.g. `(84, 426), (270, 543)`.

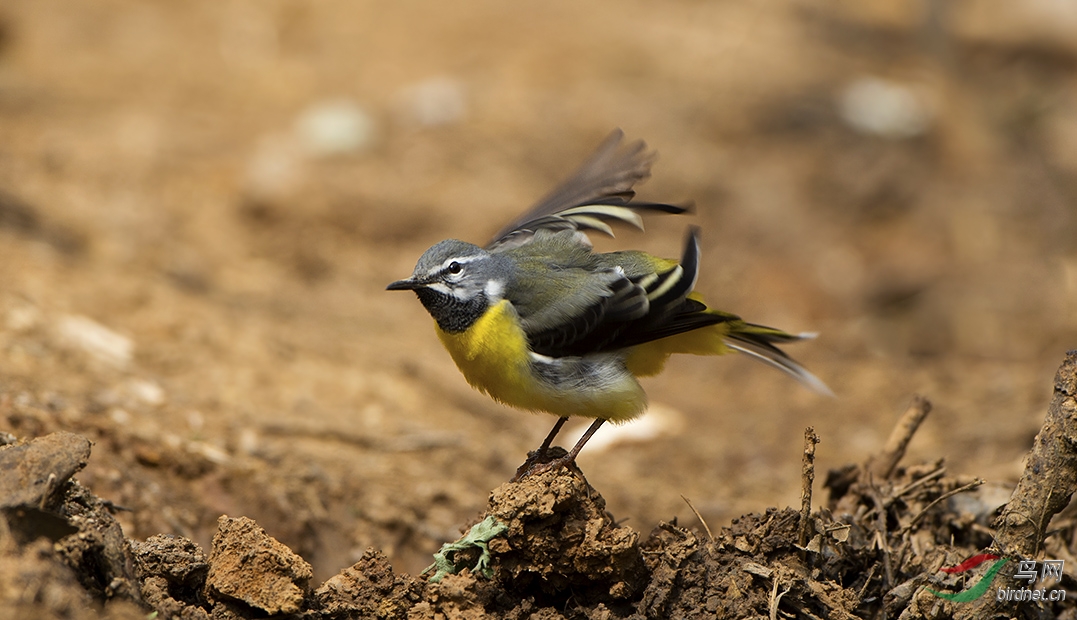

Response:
(1, 0), (1076, 579)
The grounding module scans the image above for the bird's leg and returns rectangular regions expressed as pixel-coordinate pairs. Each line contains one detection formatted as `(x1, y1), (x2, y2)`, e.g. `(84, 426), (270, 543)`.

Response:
(513, 416), (569, 481)
(517, 418), (606, 480)
(536, 416), (569, 457)
(561, 418), (605, 464)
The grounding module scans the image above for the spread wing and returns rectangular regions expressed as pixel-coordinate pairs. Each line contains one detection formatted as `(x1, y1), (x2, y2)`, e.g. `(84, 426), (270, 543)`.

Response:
(487, 129), (687, 252)
(517, 228), (732, 358)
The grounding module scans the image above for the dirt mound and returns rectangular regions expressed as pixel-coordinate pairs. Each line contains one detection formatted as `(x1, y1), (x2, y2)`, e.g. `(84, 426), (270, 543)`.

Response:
(4, 355), (1077, 619)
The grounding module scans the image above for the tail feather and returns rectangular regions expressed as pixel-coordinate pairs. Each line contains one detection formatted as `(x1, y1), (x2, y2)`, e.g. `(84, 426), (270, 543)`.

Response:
(724, 329), (834, 396)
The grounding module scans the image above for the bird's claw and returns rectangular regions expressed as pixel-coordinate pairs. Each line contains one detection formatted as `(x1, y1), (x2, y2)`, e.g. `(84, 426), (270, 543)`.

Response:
(512, 447), (577, 482)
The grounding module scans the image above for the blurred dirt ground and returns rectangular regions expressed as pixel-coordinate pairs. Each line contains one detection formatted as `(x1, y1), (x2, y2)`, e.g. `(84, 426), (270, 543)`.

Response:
(2, 0), (1077, 593)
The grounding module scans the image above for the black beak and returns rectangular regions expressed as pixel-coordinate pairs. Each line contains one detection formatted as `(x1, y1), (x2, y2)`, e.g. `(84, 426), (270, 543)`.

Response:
(387, 278), (421, 291)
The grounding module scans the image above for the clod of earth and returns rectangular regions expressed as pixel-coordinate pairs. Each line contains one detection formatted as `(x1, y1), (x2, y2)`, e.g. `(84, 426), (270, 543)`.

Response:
(3, 353), (1077, 618)
(204, 515), (313, 615)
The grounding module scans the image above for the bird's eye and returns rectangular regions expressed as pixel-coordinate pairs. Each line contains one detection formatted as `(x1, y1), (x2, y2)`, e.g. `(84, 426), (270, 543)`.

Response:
(447, 261), (463, 275)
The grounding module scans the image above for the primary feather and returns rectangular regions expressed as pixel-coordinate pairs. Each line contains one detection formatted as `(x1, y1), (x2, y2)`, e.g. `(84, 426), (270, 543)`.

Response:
(487, 129), (687, 251)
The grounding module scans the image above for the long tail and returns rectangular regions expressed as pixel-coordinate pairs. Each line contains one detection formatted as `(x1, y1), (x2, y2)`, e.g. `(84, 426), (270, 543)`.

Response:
(724, 325), (834, 396)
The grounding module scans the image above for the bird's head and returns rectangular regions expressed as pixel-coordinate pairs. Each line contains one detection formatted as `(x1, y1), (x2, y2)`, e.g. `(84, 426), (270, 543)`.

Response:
(387, 239), (514, 333)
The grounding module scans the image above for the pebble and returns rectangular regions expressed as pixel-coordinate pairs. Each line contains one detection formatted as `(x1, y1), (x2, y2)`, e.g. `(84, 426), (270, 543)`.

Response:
(125, 378), (165, 407)
(838, 76), (932, 139)
(206, 516), (312, 615)
(5, 304), (41, 332)
(54, 314), (133, 368)
(396, 76), (467, 127)
(294, 99), (377, 157)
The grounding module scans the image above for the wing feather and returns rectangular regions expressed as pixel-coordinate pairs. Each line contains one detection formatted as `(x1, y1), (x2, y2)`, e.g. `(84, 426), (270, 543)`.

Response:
(559, 214), (615, 237)
(519, 267), (650, 356)
(520, 229), (715, 357)
(487, 130), (687, 251)
(558, 205), (644, 230)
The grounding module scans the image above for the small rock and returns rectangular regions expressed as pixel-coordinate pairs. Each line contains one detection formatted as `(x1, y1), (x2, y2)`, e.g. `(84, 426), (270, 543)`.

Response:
(134, 534), (209, 587)
(315, 548), (421, 620)
(55, 314), (134, 368)
(188, 441), (231, 465)
(5, 304), (41, 331)
(0, 432), (92, 510)
(125, 378), (165, 407)
(235, 427), (259, 455)
(133, 534), (210, 619)
(839, 77), (932, 139)
(205, 516), (312, 615)
(109, 408), (131, 425)
(295, 99), (377, 157)
(396, 76), (467, 127)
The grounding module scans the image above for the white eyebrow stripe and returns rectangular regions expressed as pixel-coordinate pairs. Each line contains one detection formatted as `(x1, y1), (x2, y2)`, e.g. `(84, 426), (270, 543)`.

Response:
(438, 255), (482, 271)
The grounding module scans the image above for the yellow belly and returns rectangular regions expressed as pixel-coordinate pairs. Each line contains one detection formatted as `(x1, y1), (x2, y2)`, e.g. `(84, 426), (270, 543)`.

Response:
(436, 300), (646, 421)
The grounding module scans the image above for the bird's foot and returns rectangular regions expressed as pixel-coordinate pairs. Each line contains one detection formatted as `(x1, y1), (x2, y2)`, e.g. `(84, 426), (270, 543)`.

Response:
(512, 446), (577, 482)
(525, 455), (578, 478)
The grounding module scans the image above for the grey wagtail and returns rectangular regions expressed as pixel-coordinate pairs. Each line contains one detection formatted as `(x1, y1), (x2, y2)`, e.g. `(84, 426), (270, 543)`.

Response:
(388, 130), (831, 478)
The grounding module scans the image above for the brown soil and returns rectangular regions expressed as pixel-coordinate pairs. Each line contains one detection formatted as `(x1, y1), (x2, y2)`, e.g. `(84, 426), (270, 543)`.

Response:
(2, 0), (1077, 618)
(2, 406), (1075, 618)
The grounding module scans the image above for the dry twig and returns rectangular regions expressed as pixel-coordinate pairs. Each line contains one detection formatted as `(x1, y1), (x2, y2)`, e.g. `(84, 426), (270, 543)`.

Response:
(869, 395), (932, 480)
(680, 495), (713, 543)
(768, 575), (789, 620)
(904, 478), (984, 530)
(798, 427), (819, 553)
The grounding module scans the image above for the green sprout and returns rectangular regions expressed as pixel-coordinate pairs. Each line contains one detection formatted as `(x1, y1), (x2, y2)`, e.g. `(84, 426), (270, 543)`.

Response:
(424, 515), (508, 583)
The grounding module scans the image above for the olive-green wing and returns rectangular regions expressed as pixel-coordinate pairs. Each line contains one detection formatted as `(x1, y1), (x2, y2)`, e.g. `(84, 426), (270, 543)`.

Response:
(514, 228), (726, 358)
(510, 259), (651, 357)
(487, 129), (686, 251)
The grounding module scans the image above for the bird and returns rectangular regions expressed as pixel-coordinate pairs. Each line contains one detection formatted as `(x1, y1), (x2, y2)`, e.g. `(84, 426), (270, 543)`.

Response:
(388, 130), (831, 479)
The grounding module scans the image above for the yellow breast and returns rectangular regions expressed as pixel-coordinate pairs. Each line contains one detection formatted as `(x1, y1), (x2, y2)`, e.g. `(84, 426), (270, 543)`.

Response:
(435, 300), (646, 421)
(436, 299), (532, 401)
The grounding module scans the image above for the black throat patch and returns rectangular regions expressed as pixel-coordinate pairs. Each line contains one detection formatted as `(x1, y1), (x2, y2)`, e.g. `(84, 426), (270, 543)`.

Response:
(414, 287), (488, 334)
